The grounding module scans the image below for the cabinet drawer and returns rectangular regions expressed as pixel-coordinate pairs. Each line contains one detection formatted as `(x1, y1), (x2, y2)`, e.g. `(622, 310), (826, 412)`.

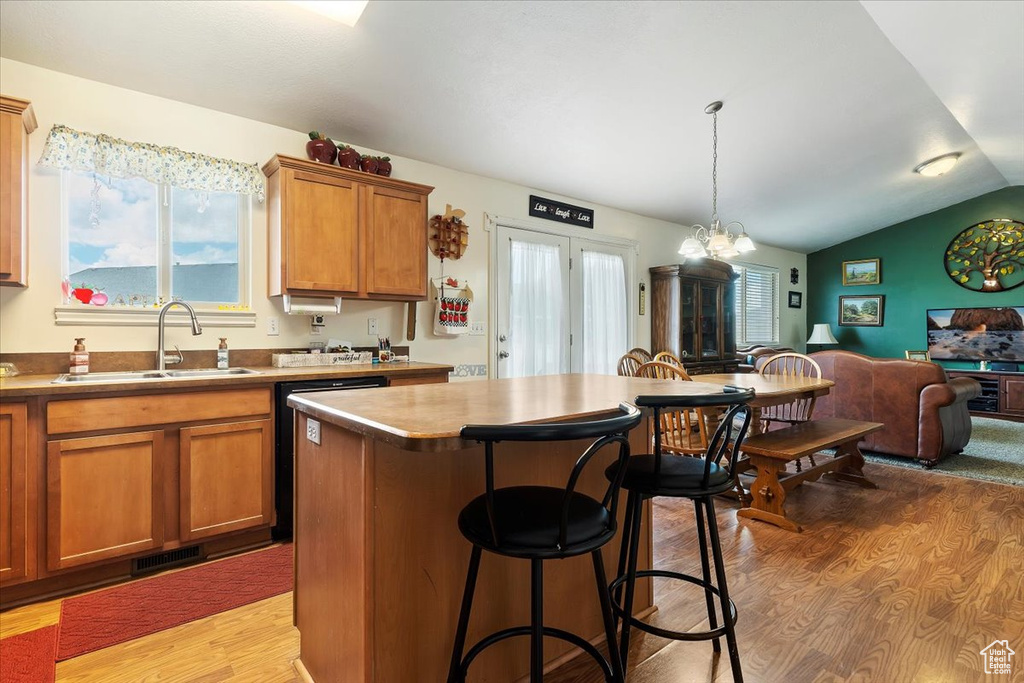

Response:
(47, 388), (272, 435)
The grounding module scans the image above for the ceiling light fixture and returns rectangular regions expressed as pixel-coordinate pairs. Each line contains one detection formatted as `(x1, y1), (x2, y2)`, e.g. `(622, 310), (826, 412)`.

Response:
(914, 152), (961, 177)
(286, 0), (369, 27)
(678, 101), (755, 261)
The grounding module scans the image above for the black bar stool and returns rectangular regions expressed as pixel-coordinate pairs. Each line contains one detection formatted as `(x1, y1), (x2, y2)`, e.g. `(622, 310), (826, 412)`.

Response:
(447, 403), (643, 683)
(607, 388), (754, 683)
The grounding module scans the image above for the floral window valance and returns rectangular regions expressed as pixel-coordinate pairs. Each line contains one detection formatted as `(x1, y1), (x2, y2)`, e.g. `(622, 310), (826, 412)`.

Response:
(38, 124), (265, 201)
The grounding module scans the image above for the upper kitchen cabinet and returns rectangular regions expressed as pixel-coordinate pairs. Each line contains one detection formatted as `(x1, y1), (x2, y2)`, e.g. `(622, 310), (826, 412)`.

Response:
(0, 96), (37, 287)
(264, 154), (433, 301)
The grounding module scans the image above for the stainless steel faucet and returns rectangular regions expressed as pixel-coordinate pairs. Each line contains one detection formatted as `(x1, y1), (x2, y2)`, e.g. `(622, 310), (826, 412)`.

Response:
(157, 301), (203, 370)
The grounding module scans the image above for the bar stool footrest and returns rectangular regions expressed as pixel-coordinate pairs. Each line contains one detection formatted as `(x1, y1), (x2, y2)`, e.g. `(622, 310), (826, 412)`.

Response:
(455, 625), (614, 681)
(609, 569), (737, 642)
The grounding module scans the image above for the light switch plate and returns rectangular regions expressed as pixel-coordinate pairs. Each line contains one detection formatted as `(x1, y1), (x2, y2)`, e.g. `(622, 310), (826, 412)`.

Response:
(368, 317), (378, 335)
(469, 321), (485, 335)
(267, 317), (280, 336)
(306, 418), (321, 445)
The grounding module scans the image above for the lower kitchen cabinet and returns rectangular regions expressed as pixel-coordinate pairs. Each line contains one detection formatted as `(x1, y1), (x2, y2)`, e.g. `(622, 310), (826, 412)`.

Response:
(180, 418), (273, 541)
(1, 402), (31, 584)
(46, 431), (164, 571)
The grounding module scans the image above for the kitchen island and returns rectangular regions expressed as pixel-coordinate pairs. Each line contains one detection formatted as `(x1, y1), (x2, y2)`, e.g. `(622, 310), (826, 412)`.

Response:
(287, 373), (746, 682)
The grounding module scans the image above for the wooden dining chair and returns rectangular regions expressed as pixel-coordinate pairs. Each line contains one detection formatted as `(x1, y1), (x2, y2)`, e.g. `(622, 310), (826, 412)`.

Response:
(617, 353), (647, 377)
(635, 361), (708, 455)
(758, 352), (822, 470)
(653, 351), (683, 367)
(627, 347), (653, 364)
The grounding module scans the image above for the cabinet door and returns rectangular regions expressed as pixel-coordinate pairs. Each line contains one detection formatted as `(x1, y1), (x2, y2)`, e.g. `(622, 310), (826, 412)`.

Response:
(284, 170), (360, 294)
(0, 108), (27, 285)
(1, 403), (29, 584)
(364, 185), (428, 298)
(1002, 376), (1024, 415)
(698, 283), (722, 360)
(47, 431), (164, 571)
(680, 279), (698, 361)
(180, 419), (273, 542)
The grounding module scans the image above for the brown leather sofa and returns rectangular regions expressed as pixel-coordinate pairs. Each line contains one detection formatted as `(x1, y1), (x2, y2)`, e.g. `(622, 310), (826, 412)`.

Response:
(809, 350), (981, 465)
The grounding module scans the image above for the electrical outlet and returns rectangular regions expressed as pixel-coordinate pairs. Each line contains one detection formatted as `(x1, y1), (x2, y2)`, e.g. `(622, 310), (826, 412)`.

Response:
(368, 317), (378, 335)
(306, 418), (321, 445)
(310, 324), (322, 335)
(469, 321), (485, 335)
(267, 317), (280, 336)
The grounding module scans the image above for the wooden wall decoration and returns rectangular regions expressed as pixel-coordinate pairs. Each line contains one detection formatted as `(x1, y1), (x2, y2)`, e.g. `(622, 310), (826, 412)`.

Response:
(944, 218), (1024, 292)
(428, 204), (469, 261)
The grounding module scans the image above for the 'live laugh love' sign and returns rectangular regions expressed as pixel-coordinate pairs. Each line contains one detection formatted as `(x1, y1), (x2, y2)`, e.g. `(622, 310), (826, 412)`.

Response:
(529, 195), (594, 228)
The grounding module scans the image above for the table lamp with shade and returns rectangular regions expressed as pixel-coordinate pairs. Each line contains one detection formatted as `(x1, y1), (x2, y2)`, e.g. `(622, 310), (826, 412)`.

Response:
(807, 323), (839, 353)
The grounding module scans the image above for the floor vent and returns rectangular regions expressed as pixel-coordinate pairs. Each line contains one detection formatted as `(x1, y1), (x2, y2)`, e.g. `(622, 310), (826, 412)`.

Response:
(132, 546), (202, 576)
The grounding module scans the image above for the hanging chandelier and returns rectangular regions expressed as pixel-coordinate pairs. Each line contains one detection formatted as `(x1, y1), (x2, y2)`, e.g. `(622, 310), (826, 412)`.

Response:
(678, 101), (756, 260)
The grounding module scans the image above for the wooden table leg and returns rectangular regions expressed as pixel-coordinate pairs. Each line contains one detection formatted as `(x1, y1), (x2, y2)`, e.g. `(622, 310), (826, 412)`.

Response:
(827, 442), (878, 489)
(730, 405), (761, 506)
(736, 454), (802, 532)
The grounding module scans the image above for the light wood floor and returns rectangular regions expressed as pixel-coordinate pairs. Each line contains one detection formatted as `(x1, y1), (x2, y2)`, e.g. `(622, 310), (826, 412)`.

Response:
(2, 461), (1021, 682)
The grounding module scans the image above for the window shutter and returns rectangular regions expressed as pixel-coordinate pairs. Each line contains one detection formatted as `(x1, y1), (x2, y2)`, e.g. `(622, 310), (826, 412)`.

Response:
(733, 264), (779, 345)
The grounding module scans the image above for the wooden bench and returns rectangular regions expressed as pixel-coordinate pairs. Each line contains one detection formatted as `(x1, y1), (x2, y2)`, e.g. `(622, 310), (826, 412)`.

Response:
(735, 417), (883, 532)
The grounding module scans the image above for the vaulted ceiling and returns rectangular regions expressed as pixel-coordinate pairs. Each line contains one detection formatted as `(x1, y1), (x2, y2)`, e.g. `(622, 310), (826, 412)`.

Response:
(1, 1), (1020, 252)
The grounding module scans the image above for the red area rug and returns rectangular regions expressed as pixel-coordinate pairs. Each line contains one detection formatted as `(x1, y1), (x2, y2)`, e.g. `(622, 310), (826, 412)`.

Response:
(56, 543), (292, 661)
(0, 625), (57, 683)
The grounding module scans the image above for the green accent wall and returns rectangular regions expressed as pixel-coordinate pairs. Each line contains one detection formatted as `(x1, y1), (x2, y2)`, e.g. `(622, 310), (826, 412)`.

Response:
(807, 185), (1024, 368)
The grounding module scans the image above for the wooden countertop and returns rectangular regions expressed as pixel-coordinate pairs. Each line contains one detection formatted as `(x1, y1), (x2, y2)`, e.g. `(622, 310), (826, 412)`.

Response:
(0, 362), (453, 398)
(287, 373), (779, 452)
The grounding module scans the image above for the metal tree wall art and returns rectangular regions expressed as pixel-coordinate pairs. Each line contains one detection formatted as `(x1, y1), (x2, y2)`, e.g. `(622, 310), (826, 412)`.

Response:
(944, 218), (1024, 292)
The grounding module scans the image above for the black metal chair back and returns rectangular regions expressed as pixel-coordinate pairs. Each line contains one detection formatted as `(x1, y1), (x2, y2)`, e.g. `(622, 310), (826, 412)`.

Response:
(633, 387), (755, 489)
(460, 402), (642, 550)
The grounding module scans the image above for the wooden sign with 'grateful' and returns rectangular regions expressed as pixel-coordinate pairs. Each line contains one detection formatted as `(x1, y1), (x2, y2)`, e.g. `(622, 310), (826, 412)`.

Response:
(529, 195), (594, 228)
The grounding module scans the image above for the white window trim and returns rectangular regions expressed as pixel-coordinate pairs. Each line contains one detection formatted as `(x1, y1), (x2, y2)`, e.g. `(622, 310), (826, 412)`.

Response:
(483, 212), (639, 378)
(57, 171), (254, 327)
(733, 261), (780, 347)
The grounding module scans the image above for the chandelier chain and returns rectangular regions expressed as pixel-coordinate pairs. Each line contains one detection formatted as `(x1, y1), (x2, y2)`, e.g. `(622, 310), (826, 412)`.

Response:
(711, 109), (718, 223)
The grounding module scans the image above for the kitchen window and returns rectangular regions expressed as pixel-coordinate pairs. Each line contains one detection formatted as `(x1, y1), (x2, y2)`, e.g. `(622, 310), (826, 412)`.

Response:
(39, 124), (263, 326)
(733, 263), (779, 346)
(63, 170), (250, 308)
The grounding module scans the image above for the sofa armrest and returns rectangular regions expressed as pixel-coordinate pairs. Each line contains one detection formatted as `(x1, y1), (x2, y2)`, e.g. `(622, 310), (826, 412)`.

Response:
(920, 378), (980, 410)
(917, 378), (981, 461)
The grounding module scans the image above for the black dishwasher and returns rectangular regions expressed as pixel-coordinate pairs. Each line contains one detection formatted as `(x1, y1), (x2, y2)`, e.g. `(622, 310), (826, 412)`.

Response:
(273, 376), (388, 540)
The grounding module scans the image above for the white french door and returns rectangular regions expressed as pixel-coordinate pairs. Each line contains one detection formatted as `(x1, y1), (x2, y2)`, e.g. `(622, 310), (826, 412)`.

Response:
(494, 224), (633, 379)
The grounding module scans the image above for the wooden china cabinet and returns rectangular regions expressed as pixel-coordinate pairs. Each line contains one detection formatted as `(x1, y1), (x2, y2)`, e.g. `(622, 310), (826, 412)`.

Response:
(650, 260), (739, 375)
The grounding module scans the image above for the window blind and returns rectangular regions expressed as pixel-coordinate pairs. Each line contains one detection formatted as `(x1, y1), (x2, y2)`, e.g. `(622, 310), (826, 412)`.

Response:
(733, 263), (779, 345)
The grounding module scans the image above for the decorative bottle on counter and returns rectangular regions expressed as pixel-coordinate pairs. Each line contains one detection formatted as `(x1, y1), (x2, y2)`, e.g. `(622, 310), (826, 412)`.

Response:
(217, 338), (229, 369)
(70, 338), (89, 374)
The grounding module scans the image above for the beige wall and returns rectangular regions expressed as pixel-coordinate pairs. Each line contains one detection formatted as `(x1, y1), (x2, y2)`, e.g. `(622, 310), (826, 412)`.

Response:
(0, 59), (808, 371)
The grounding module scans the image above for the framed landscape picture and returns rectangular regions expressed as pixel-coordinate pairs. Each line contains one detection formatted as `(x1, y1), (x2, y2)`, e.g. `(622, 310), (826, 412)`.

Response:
(842, 258), (881, 286)
(788, 291), (802, 308)
(839, 295), (885, 326)
(905, 350), (931, 361)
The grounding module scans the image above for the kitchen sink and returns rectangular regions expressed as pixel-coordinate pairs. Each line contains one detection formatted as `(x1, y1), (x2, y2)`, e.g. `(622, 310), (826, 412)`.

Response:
(164, 368), (261, 378)
(52, 370), (170, 383)
(52, 368), (260, 384)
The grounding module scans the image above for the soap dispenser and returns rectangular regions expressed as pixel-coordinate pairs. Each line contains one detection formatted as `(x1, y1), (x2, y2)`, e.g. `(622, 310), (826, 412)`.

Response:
(217, 338), (229, 369)
(70, 338), (89, 375)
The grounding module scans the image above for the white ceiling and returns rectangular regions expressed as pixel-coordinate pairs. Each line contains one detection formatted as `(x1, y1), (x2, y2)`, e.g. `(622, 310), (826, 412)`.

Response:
(0, 1), (1019, 253)
(862, 0), (1024, 186)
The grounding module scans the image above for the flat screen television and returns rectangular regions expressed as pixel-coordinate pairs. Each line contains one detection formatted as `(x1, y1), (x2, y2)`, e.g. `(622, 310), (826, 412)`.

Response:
(927, 306), (1024, 361)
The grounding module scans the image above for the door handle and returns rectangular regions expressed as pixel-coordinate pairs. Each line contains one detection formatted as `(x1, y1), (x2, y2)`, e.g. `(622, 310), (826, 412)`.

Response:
(498, 351), (509, 359)
(499, 334), (507, 342)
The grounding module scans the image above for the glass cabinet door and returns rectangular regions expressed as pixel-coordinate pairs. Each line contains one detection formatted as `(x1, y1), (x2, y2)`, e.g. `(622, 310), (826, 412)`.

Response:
(700, 284), (720, 359)
(680, 280), (697, 360)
